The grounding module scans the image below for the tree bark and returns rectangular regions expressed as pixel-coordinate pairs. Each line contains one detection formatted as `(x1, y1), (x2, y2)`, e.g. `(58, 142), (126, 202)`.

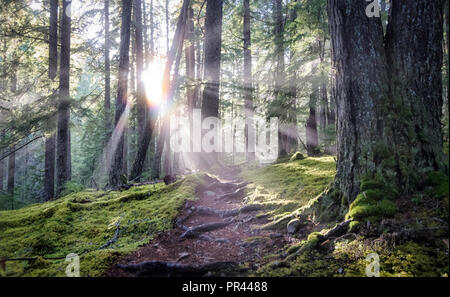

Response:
(7, 145), (15, 195)
(44, 0), (58, 201)
(49, 0), (58, 80)
(104, 0), (111, 131)
(243, 0), (255, 161)
(44, 134), (55, 200)
(200, 0), (224, 167)
(306, 84), (319, 156)
(134, 0), (146, 144)
(56, 0), (72, 195)
(109, 0), (132, 187)
(328, 0), (389, 202)
(132, 0), (190, 180)
(385, 0), (447, 186)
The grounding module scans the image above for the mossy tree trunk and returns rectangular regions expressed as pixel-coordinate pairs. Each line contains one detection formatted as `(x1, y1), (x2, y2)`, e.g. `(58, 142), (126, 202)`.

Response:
(328, 0), (447, 203)
(385, 0), (447, 188)
(327, 0), (390, 203)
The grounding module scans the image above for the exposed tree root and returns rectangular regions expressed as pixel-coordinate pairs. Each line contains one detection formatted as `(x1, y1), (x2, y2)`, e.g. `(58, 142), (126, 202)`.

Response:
(118, 260), (239, 277)
(216, 187), (247, 201)
(195, 204), (264, 218)
(203, 181), (250, 194)
(180, 219), (234, 239)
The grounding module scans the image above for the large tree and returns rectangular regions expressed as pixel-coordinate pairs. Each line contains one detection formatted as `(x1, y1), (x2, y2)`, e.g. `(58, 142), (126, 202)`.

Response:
(109, 0), (132, 187)
(328, 0), (446, 203)
(243, 0), (255, 161)
(44, 0), (58, 201)
(56, 0), (72, 195)
(200, 0), (224, 167)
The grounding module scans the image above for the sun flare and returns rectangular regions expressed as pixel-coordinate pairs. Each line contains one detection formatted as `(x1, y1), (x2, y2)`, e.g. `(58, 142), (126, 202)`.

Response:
(142, 57), (166, 106)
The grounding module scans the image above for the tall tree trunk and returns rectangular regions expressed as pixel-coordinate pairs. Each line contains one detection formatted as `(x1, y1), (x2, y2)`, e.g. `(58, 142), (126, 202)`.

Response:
(318, 38), (328, 148)
(105, 0), (111, 131)
(133, 0), (190, 180)
(44, 0), (58, 201)
(272, 0), (287, 157)
(185, 5), (198, 169)
(134, 0), (146, 143)
(0, 157), (4, 191)
(109, 0), (132, 187)
(328, 0), (389, 203)
(200, 0), (224, 167)
(7, 145), (14, 195)
(286, 0), (298, 154)
(56, 0), (72, 195)
(49, 0), (58, 80)
(44, 134), (55, 200)
(384, 0), (447, 187)
(306, 84), (319, 156)
(166, 0), (170, 55)
(243, 0), (255, 161)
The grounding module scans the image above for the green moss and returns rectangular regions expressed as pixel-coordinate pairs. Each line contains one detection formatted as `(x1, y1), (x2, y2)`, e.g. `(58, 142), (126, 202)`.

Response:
(241, 156), (335, 223)
(289, 152), (305, 161)
(345, 179), (398, 222)
(427, 171), (449, 199)
(0, 174), (210, 276)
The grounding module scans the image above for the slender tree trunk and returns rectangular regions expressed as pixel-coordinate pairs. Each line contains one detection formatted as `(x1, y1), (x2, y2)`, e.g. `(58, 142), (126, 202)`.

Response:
(134, 0), (146, 143)
(49, 0), (58, 80)
(272, 0), (287, 157)
(44, 0), (58, 201)
(286, 0), (298, 154)
(109, 0), (132, 187)
(185, 5), (198, 169)
(105, 0), (111, 131)
(0, 158), (3, 191)
(243, 0), (255, 161)
(200, 0), (224, 167)
(166, 0), (170, 55)
(318, 38), (328, 147)
(7, 145), (15, 195)
(56, 0), (72, 195)
(44, 134), (55, 200)
(133, 0), (190, 180)
(306, 84), (319, 156)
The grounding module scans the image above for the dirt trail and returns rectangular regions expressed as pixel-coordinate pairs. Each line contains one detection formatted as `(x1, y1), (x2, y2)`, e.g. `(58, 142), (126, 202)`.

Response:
(105, 168), (293, 277)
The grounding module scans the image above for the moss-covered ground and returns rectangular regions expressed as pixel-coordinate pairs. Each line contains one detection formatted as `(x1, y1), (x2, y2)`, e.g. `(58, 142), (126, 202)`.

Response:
(240, 154), (449, 277)
(0, 174), (210, 276)
(1, 154), (448, 277)
(240, 156), (336, 221)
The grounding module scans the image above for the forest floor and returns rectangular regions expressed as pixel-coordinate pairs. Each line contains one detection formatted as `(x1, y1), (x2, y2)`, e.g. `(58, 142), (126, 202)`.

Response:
(0, 155), (447, 277)
(105, 167), (301, 276)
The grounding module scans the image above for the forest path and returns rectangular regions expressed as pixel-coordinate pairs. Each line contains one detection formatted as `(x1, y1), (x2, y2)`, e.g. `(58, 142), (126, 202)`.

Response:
(105, 167), (292, 276)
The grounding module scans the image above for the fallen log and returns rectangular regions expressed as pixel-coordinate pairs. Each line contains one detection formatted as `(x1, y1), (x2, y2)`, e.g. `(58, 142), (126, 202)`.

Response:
(118, 260), (239, 277)
(180, 219), (234, 239)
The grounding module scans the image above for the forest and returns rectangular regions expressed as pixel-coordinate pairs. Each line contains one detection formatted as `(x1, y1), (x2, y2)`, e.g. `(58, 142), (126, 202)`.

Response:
(0, 0), (448, 278)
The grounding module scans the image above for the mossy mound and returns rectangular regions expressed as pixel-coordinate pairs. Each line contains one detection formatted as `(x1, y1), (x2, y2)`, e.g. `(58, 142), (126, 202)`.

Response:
(345, 179), (397, 224)
(0, 173), (210, 276)
(240, 156), (336, 226)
